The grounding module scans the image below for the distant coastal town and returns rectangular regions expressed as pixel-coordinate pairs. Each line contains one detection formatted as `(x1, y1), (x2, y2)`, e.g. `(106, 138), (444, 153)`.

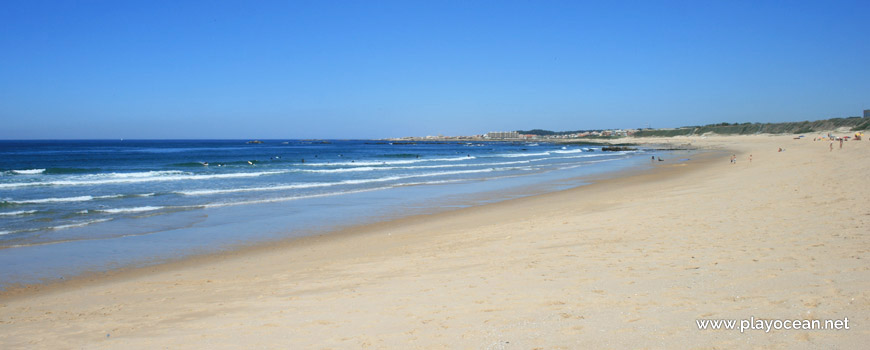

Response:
(390, 129), (636, 141)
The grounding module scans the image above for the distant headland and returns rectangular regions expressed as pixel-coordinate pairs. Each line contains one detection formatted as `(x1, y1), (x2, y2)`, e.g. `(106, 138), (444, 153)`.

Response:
(391, 111), (870, 141)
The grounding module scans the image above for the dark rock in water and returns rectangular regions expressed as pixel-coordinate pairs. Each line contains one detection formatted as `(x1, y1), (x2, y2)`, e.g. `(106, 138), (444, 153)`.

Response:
(246, 140), (264, 144)
(601, 146), (637, 151)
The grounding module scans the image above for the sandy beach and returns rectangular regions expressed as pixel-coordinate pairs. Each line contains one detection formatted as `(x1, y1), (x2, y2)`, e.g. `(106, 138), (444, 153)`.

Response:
(1, 134), (867, 349)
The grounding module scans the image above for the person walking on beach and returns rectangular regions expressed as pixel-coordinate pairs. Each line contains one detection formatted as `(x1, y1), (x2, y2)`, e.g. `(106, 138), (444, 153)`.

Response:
(840, 138), (844, 149)
(749, 154), (752, 163)
(830, 141), (834, 152)
(730, 154), (736, 164)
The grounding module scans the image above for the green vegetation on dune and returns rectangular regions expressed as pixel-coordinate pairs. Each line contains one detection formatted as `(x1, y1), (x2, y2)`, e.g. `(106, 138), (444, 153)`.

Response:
(632, 117), (869, 137)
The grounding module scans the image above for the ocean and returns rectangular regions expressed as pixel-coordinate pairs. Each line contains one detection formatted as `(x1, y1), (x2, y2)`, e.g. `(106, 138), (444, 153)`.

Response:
(0, 139), (658, 288)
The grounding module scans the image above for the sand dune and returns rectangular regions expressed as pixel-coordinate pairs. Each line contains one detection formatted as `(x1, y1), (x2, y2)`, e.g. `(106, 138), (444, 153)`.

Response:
(1, 134), (867, 349)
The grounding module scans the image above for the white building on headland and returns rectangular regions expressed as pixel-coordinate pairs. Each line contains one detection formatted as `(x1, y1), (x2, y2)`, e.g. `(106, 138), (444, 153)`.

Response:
(484, 131), (519, 139)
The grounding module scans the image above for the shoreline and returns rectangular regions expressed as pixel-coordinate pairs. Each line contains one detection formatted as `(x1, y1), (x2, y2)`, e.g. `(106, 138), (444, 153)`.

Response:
(0, 140), (652, 289)
(0, 145), (707, 301)
(2, 134), (866, 348)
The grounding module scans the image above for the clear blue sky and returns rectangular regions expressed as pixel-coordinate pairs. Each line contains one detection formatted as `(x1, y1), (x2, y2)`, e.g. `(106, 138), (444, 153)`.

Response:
(1, 0), (868, 139)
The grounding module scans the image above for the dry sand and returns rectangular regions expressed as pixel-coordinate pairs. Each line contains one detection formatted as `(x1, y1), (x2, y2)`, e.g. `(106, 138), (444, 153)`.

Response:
(1, 134), (868, 349)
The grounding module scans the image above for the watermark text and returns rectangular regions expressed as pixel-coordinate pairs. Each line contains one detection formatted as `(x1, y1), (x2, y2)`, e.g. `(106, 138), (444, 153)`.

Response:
(696, 317), (850, 333)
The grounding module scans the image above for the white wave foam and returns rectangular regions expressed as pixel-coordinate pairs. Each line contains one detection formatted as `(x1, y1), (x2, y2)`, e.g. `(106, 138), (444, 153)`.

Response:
(303, 156), (476, 167)
(84, 170), (186, 179)
(322, 167), (515, 185)
(50, 218), (112, 230)
(302, 166), (382, 173)
(6, 194), (126, 204)
(299, 159), (535, 174)
(204, 176), (517, 209)
(0, 170), (287, 189)
(11, 169), (46, 175)
(181, 167), (524, 196)
(97, 194), (126, 200)
(304, 152), (611, 174)
(0, 231), (9, 235)
(0, 210), (38, 216)
(8, 195), (94, 204)
(551, 149), (586, 154)
(201, 179), (466, 208)
(8, 196), (94, 204)
(491, 152), (552, 158)
(545, 154), (610, 161)
(96, 206), (163, 214)
(178, 182), (329, 196)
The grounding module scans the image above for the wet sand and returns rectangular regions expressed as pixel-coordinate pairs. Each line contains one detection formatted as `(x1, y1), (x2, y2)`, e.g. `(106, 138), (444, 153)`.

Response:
(1, 134), (868, 349)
